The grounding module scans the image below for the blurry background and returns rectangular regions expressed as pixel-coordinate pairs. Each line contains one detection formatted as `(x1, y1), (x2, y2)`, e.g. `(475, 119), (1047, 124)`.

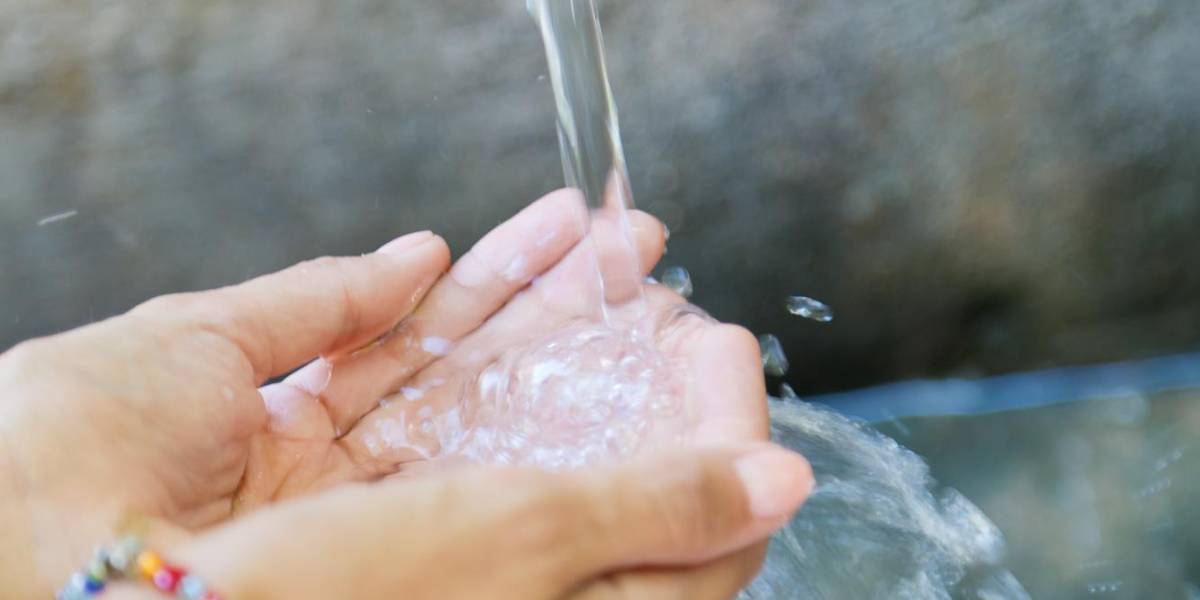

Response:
(2, 0), (1199, 597)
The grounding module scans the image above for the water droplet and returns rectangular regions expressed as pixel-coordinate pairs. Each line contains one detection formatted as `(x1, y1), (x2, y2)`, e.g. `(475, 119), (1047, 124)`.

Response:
(661, 266), (693, 298)
(787, 295), (834, 322)
(36, 209), (78, 226)
(421, 337), (454, 357)
(759, 334), (789, 377)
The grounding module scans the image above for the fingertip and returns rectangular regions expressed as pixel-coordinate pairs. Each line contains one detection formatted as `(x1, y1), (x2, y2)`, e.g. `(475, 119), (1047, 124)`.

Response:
(734, 446), (814, 521)
(534, 188), (589, 236)
(543, 187), (588, 211)
(374, 231), (452, 274)
(375, 230), (433, 256)
(628, 210), (667, 274)
(425, 234), (453, 272)
(690, 324), (770, 444)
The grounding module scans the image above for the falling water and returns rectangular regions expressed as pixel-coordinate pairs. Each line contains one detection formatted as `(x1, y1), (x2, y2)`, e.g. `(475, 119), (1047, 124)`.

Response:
(361, 0), (688, 470)
(524, 1), (1030, 597)
(528, 0), (647, 318)
(363, 1), (1029, 595)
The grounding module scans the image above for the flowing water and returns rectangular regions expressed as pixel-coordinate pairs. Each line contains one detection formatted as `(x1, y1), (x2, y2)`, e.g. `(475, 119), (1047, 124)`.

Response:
(524, 1), (1030, 596)
(362, 0), (1030, 596)
(360, 0), (688, 469)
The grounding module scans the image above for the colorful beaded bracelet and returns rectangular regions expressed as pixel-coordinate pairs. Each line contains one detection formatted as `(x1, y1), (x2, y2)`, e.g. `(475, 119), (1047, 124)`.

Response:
(56, 536), (222, 600)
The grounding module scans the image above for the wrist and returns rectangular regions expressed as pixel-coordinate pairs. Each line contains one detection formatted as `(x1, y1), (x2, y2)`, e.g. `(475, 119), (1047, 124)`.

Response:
(0, 430), (40, 599)
(0, 427), (139, 599)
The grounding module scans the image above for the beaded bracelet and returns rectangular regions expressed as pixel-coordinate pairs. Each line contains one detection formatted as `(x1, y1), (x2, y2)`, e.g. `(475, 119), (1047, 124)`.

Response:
(56, 536), (223, 600)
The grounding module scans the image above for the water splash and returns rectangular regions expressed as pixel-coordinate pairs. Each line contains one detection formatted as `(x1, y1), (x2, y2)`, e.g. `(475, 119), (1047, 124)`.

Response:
(364, 0), (677, 472)
(743, 399), (1029, 599)
(660, 266), (694, 298)
(780, 382), (800, 400)
(759, 333), (789, 377)
(451, 321), (685, 469)
(366, 2), (1027, 596)
(36, 209), (78, 226)
(787, 295), (834, 323)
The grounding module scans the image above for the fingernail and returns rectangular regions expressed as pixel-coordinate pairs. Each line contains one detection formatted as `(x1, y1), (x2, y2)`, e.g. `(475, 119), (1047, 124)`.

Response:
(376, 231), (433, 256)
(735, 448), (814, 519)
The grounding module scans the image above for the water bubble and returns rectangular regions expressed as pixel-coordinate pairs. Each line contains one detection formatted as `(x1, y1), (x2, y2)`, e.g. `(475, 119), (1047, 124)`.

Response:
(759, 333), (789, 377)
(787, 295), (834, 322)
(442, 322), (686, 469)
(661, 266), (694, 298)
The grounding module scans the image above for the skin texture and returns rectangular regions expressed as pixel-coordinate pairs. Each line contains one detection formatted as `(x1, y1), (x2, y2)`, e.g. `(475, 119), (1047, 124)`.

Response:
(0, 189), (813, 599)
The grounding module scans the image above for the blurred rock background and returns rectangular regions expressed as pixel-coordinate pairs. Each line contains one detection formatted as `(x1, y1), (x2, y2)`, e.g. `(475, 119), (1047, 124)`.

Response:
(2, 0), (1199, 395)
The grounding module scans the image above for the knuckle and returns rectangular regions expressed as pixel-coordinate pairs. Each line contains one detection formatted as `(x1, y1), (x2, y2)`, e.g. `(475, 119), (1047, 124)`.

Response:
(302, 255), (342, 271)
(132, 292), (201, 318)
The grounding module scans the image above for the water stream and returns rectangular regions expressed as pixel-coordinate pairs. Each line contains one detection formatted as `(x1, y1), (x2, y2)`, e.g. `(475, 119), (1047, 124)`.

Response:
(363, 0), (1030, 595)
(525, 1), (1030, 597)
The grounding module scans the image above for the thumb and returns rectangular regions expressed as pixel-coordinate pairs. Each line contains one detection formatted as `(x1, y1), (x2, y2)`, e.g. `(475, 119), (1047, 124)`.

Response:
(169, 444), (812, 600)
(558, 443), (813, 576)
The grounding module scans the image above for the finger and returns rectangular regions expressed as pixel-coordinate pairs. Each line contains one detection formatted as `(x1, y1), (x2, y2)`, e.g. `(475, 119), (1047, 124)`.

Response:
(571, 542), (768, 600)
(554, 444), (811, 581)
(176, 447), (809, 600)
(588, 207), (665, 305)
(236, 383), (364, 508)
(312, 189), (589, 433)
(338, 206), (672, 446)
(526, 208), (664, 317)
(687, 324), (771, 445)
(132, 231), (451, 382)
(631, 209), (668, 275)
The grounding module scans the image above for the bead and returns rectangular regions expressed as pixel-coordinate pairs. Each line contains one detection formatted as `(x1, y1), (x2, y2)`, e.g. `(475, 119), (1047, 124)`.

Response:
(108, 537), (143, 574)
(86, 549), (109, 582)
(136, 550), (163, 579)
(84, 576), (105, 594)
(69, 572), (92, 593)
(152, 565), (184, 592)
(177, 574), (208, 599)
(59, 573), (91, 600)
(57, 586), (87, 600)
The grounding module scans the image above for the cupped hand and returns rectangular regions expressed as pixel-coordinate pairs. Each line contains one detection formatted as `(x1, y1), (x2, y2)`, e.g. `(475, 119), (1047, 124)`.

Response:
(291, 189), (772, 481)
(0, 189), (809, 599)
(1, 225), (452, 595)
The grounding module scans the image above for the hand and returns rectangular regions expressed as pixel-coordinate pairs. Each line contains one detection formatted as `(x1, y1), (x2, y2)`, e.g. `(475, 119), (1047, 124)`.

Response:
(313, 189), (773, 476)
(112, 444), (811, 600)
(1, 225), (451, 596)
(0, 189), (809, 598)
